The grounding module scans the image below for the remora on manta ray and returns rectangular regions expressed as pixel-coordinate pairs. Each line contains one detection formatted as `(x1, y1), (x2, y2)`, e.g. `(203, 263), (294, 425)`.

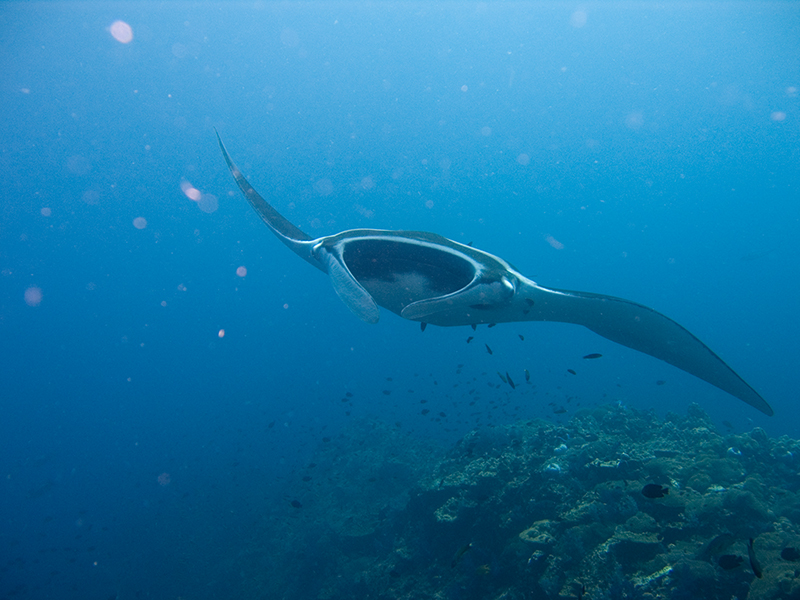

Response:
(215, 131), (773, 417)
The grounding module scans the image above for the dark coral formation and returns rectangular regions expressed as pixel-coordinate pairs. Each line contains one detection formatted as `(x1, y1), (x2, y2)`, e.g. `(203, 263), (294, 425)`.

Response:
(247, 405), (800, 599)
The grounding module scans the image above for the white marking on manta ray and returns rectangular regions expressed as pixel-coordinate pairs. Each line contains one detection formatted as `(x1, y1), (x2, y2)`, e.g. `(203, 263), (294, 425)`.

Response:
(214, 130), (774, 417)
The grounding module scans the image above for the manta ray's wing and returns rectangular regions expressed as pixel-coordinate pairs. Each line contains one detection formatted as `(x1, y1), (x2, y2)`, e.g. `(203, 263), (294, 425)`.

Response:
(530, 285), (774, 416)
(215, 129), (324, 271)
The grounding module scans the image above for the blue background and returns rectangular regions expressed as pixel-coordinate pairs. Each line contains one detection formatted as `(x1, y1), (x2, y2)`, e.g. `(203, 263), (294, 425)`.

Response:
(1, 2), (798, 598)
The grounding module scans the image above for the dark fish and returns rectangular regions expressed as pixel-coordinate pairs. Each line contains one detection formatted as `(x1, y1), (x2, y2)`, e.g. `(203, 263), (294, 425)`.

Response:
(704, 533), (735, 557)
(506, 372), (516, 389)
(290, 500), (302, 508)
(553, 406), (567, 414)
(718, 554), (743, 570)
(524, 369), (531, 382)
(518, 334), (525, 341)
(641, 484), (669, 499)
(567, 369), (576, 375)
(748, 538), (762, 578)
(345, 392), (353, 397)
(383, 390), (391, 395)
(583, 353), (603, 359)
(451, 542), (472, 568)
(471, 324), (477, 331)
(487, 323), (496, 328)
(781, 547), (800, 561)
(466, 336), (474, 344)
(420, 322), (427, 332)
(576, 583), (586, 600)
(497, 371), (507, 384)
(656, 380), (666, 386)
(421, 409), (430, 415)
(485, 344), (493, 355)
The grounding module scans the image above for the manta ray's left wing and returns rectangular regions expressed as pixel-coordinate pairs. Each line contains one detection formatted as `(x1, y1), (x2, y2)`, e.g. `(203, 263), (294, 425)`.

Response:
(529, 284), (774, 416)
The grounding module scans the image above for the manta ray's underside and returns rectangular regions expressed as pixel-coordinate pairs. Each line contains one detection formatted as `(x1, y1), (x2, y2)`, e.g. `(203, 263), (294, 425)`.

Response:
(215, 131), (773, 417)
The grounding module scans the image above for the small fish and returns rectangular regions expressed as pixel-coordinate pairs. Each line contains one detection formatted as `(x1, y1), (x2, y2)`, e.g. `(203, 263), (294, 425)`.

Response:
(656, 380), (666, 386)
(471, 324), (477, 331)
(524, 369), (531, 382)
(290, 499), (302, 508)
(506, 372), (516, 389)
(497, 371), (508, 384)
(466, 336), (474, 344)
(576, 583), (586, 600)
(583, 353), (603, 359)
(781, 547), (800, 561)
(748, 538), (762, 578)
(703, 533), (735, 557)
(641, 484), (669, 499)
(451, 542), (472, 568)
(553, 406), (567, 414)
(518, 334), (525, 341)
(485, 344), (493, 355)
(718, 554), (743, 570)
(420, 322), (427, 332)
(487, 323), (496, 328)
(567, 369), (576, 375)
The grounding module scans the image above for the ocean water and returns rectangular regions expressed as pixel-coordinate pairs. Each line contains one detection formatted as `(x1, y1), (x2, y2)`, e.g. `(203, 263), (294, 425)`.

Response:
(1, 2), (798, 598)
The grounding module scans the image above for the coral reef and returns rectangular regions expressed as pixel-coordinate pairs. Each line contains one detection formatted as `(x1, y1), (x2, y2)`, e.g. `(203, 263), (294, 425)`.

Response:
(246, 404), (800, 599)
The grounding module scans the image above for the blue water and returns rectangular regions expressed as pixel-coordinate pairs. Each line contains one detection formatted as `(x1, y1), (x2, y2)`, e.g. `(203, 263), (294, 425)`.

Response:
(1, 2), (798, 598)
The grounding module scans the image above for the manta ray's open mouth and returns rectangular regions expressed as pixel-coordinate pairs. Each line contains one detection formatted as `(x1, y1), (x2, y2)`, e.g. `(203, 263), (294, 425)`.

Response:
(343, 238), (475, 295)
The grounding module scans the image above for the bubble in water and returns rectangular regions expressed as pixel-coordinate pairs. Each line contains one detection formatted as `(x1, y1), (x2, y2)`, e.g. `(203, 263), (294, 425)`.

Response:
(198, 194), (218, 214)
(545, 235), (565, 250)
(24, 287), (43, 307)
(109, 21), (133, 44)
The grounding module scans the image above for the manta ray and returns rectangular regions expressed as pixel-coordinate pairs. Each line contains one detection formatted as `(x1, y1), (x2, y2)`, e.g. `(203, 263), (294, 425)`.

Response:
(215, 131), (773, 416)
